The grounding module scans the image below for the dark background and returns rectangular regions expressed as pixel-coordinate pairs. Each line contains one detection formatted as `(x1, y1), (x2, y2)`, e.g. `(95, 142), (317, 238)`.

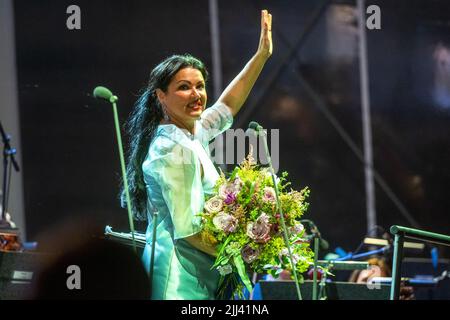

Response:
(13, 0), (450, 258)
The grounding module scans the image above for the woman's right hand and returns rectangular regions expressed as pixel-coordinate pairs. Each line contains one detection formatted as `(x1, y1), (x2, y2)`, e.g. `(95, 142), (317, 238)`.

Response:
(217, 9), (273, 117)
(256, 9), (273, 60)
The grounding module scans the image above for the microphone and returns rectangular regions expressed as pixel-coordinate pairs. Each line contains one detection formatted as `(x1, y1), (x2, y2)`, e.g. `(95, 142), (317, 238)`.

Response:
(93, 86), (118, 103)
(246, 121), (265, 138)
(301, 219), (330, 251)
(305, 234), (329, 251)
(248, 121), (263, 132)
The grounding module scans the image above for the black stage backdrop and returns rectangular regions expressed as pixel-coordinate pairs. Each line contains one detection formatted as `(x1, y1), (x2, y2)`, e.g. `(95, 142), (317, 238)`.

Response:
(14, 0), (450, 257)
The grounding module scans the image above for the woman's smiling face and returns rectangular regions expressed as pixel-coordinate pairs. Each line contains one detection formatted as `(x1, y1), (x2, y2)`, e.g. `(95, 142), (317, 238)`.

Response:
(156, 67), (207, 129)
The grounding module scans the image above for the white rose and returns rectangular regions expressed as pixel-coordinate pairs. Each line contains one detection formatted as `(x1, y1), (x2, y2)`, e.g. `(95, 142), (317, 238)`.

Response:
(204, 196), (224, 213)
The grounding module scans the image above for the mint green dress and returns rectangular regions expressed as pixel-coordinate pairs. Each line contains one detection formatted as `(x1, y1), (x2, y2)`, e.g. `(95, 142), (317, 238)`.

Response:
(142, 103), (233, 300)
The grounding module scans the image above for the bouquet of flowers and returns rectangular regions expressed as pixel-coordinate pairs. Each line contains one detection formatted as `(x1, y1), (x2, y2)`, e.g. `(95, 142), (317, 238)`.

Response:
(198, 151), (314, 299)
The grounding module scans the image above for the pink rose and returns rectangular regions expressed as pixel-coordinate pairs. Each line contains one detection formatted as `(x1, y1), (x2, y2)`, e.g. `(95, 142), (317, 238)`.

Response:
(241, 245), (260, 263)
(246, 213), (272, 243)
(213, 212), (238, 233)
(262, 187), (276, 203)
(219, 183), (238, 199)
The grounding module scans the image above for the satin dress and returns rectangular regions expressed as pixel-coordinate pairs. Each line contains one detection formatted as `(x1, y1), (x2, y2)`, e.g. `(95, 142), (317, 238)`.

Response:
(141, 103), (233, 300)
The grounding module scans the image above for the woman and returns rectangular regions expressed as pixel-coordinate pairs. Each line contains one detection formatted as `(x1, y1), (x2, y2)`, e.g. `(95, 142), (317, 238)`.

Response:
(123, 10), (273, 299)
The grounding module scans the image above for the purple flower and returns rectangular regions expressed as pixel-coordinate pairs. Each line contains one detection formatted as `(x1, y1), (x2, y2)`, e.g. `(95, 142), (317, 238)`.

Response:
(246, 213), (272, 243)
(241, 245), (260, 263)
(213, 212), (238, 233)
(224, 192), (237, 205)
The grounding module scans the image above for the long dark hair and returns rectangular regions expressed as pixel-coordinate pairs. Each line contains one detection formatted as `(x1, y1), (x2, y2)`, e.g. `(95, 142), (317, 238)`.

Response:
(121, 54), (208, 220)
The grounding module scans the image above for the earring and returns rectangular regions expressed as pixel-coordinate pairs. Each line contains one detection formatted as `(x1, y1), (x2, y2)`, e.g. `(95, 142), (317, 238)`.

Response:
(162, 104), (170, 121)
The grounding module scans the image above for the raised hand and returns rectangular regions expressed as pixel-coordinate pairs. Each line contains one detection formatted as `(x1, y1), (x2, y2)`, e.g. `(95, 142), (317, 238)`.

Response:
(257, 9), (273, 60)
(217, 9), (273, 116)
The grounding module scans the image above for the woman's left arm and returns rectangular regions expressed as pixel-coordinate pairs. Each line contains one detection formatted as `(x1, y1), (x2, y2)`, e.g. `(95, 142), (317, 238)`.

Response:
(217, 9), (273, 117)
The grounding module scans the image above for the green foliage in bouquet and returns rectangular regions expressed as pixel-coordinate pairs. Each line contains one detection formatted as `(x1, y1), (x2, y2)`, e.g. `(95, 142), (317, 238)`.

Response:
(198, 151), (314, 299)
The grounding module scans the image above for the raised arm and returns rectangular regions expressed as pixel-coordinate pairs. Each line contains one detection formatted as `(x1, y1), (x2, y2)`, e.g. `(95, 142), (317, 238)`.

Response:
(217, 10), (273, 117)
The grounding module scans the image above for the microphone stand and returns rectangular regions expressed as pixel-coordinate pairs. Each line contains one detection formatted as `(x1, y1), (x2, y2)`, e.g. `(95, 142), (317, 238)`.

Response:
(301, 219), (324, 300)
(108, 95), (137, 254)
(0, 121), (20, 229)
(312, 236), (319, 300)
(255, 125), (303, 300)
